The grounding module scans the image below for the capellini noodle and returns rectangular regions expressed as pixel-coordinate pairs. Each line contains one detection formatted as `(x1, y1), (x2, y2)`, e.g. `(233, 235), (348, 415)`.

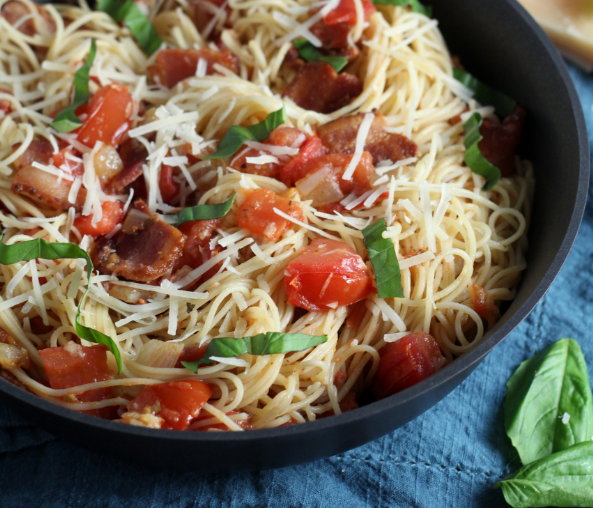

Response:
(0, 0), (532, 430)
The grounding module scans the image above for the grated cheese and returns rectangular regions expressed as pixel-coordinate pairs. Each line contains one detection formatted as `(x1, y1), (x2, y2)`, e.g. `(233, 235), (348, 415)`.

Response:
(342, 112), (374, 181)
(210, 356), (249, 369)
(245, 155), (280, 165)
(273, 208), (337, 240)
(244, 140), (300, 156)
(67, 177), (82, 204)
(0, 278), (57, 313)
(371, 295), (406, 332)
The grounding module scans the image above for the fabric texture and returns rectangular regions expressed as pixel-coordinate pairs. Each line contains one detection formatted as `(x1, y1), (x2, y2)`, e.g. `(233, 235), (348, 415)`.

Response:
(0, 64), (591, 508)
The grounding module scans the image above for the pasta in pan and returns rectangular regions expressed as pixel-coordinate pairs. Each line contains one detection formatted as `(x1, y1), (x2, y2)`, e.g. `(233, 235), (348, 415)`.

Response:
(0, 0), (531, 430)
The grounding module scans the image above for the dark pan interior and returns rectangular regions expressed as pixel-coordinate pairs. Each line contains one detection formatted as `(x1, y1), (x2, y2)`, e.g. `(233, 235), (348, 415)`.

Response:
(0, 0), (588, 472)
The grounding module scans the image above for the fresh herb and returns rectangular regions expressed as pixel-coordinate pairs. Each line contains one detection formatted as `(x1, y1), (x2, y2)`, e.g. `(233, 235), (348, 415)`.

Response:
(203, 104), (286, 160)
(453, 68), (517, 118)
(97, 0), (162, 56)
(371, 0), (432, 17)
(0, 233), (122, 374)
(362, 219), (403, 299)
(166, 194), (235, 227)
(494, 442), (593, 508)
(181, 332), (328, 372)
(463, 112), (501, 191)
(293, 39), (348, 73)
(505, 338), (593, 465)
(50, 40), (96, 133)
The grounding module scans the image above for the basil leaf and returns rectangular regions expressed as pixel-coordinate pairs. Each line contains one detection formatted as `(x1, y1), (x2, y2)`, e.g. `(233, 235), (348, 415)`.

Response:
(362, 219), (403, 299)
(463, 112), (501, 191)
(293, 39), (348, 73)
(0, 233), (123, 374)
(167, 194), (235, 227)
(203, 104), (286, 160)
(371, 0), (432, 17)
(453, 68), (517, 118)
(504, 338), (593, 466)
(181, 332), (328, 372)
(50, 40), (96, 133)
(97, 0), (162, 56)
(494, 442), (593, 508)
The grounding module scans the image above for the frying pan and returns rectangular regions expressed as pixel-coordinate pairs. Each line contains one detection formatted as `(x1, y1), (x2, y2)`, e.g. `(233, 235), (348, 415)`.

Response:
(0, 0), (589, 472)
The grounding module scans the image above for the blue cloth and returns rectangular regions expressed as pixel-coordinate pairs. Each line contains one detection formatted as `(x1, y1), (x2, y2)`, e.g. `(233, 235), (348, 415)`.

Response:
(0, 64), (592, 508)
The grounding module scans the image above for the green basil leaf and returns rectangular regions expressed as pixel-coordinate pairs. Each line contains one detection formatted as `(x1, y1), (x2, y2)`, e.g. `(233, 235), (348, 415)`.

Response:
(494, 442), (593, 508)
(166, 194), (235, 227)
(0, 233), (123, 374)
(463, 112), (501, 191)
(50, 40), (96, 133)
(97, 0), (162, 56)
(504, 338), (593, 466)
(203, 104), (286, 160)
(293, 39), (348, 73)
(362, 218), (403, 299)
(181, 332), (328, 373)
(453, 68), (517, 118)
(371, 0), (432, 17)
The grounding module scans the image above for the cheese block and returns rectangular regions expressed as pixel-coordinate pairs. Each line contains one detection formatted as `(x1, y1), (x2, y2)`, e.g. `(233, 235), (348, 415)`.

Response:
(518, 0), (593, 71)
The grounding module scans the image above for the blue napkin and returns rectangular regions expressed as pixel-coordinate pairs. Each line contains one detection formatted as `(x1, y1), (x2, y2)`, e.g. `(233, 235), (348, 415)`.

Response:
(1, 64), (591, 508)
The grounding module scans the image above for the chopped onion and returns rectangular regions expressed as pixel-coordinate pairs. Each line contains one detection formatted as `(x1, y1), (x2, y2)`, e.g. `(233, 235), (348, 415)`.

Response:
(135, 340), (183, 368)
(94, 145), (123, 184)
(122, 208), (151, 234)
(296, 167), (344, 206)
(0, 343), (24, 369)
(108, 284), (154, 304)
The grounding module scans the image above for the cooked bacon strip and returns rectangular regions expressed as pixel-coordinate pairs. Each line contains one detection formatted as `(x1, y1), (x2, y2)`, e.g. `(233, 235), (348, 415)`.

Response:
(317, 111), (417, 165)
(478, 106), (527, 177)
(189, 0), (231, 37)
(106, 138), (147, 194)
(91, 200), (186, 283)
(151, 48), (240, 88)
(11, 140), (86, 212)
(1, 1), (56, 36)
(283, 62), (362, 114)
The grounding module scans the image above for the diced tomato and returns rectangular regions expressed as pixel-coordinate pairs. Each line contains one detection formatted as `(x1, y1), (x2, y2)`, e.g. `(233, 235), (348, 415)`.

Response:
(323, 0), (376, 26)
(279, 135), (326, 187)
(127, 380), (212, 430)
(159, 165), (180, 204)
(373, 332), (446, 400)
(174, 219), (220, 275)
(30, 315), (53, 334)
(468, 281), (497, 327)
(174, 343), (208, 368)
(285, 238), (372, 311)
(230, 126), (307, 178)
(193, 410), (252, 431)
(39, 343), (115, 418)
(237, 188), (304, 243)
(74, 201), (124, 237)
(151, 48), (240, 89)
(76, 84), (134, 148)
(346, 299), (368, 329)
(52, 147), (83, 177)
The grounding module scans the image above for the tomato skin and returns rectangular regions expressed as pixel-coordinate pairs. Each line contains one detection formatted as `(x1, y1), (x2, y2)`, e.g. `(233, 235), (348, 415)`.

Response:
(159, 165), (180, 204)
(127, 380), (212, 430)
(74, 201), (124, 237)
(279, 135), (326, 187)
(52, 148), (83, 177)
(323, 0), (376, 26)
(285, 238), (372, 311)
(76, 84), (134, 148)
(237, 188), (304, 242)
(373, 332), (446, 400)
(39, 344), (115, 418)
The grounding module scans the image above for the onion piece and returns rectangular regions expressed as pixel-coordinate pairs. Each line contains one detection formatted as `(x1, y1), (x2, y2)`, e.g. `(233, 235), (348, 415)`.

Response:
(296, 167), (344, 206)
(0, 343), (24, 369)
(94, 145), (123, 184)
(135, 340), (183, 368)
(122, 208), (151, 234)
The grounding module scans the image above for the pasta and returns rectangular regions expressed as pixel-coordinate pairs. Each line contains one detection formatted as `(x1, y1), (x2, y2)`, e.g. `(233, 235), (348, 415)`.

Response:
(0, 0), (532, 431)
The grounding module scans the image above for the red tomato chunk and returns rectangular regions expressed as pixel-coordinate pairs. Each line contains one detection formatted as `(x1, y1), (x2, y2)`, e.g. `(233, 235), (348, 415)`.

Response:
(159, 164), (180, 204)
(279, 135), (326, 187)
(323, 0), (375, 26)
(285, 238), (372, 311)
(74, 201), (124, 237)
(39, 344), (115, 418)
(237, 188), (305, 243)
(373, 332), (446, 400)
(76, 84), (134, 148)
(127, 380), (212, 430)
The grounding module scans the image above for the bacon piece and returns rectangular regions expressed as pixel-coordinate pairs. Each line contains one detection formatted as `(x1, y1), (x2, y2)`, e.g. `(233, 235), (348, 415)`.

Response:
(231, 127), (307, 178)
(106, 138), (147, 194)
(317, 111), (418, 165)
(151, 48), (240, 88)
(478, 106), (526, 177)
(189, 0), (231, 37)
(283, 62), (362, 114)
(173, 219), (222, 285)
(12, 140), (53, 170)
(91, 200), (186, 283)
(1, 1), (56, 36)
